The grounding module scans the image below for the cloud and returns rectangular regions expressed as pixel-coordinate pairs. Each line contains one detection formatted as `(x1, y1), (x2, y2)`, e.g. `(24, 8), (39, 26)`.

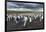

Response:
(7, 2), (24, 8)
(7, 2), (43, 9)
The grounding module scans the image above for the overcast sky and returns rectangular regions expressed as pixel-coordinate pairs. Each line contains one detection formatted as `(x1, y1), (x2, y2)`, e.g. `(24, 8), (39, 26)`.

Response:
(7, 2), (43, 11)
(7, 2), (43, 9)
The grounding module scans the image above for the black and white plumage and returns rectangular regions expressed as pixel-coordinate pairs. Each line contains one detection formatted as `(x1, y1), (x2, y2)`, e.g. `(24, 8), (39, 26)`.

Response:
(7, 14), (43, 27)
